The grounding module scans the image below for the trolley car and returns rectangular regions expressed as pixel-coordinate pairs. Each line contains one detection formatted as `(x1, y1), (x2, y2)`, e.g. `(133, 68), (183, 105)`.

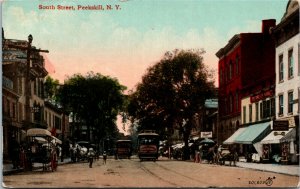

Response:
(26, 128), (61, 171)
(137, 130), (159, 161)
(115, 140), (132, 159)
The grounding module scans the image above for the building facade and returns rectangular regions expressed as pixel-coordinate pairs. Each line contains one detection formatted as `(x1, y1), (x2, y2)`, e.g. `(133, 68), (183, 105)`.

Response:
(273, 0), (299, 163)
(216, 19), (276, 144)
(2, 31), (69, 160)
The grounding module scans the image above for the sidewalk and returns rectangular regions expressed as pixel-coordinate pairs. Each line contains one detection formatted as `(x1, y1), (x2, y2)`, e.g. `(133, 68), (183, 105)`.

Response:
(235, 161), (300, 176)
(3, 157), (72, 175)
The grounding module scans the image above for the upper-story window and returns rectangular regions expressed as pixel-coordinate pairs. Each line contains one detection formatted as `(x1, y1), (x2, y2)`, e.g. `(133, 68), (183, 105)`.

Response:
(235, 92), (239, 112)
(220, 69), (223, 85)
(243, 106), (246, 124)
(229, 95), (233, 113)
(249, 104), (252, 123)
(288, 48), (294, 79)
(288, 91), (293, 114)
(255, 102), (259, 121)
(278, 94), (284, 116)
(229, 61), (232, 80)
(279, 54), (284, 82)
(235, 55), (239, 75)
(297, 43), (300, 76)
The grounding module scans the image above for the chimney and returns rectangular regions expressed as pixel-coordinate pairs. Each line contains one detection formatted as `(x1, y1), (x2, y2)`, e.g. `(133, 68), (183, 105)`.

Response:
(262, 19), (276, 34)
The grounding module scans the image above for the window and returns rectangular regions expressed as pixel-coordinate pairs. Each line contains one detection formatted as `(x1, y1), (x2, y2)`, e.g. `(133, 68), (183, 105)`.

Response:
(288, 49), (294, 78)
(220, 70), (223, 85)
(235, 92), (239, 112)
(249, 104), (252, 123)
(229, 61), (232, 79)
(279, 94), (284, 115)
(298, 43), (300, 75)
(260, 102), (263, 119)
(235, 55), (239, 75)
(262, 100), (271, 119)
(279, 55), (284, 82)
(255, 103), (259, 121)
(288, 91), (293, 113)
(243, 106), (246, 124)
(229, 95), (233, 113)
(271, 98), (275, 117)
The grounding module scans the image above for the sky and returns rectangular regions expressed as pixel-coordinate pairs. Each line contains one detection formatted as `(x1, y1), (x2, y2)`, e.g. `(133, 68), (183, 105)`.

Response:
(2, 0), (289, 133)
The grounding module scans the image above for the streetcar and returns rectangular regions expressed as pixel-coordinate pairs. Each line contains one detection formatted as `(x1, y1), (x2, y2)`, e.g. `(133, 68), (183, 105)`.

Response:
(137, 130), (159, 161)
(25, 128), (61, 171)
(115, 140), (132, 159)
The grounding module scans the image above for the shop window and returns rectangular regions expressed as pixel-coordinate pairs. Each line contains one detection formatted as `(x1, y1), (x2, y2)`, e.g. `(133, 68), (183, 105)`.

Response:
(260, 102), (263, 119)
(288, 91), (293, 114)
(288, 49), (294, 79)
(279, 54), (284, 82)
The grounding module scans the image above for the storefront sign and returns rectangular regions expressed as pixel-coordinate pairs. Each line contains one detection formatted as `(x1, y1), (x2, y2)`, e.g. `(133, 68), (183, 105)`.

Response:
(250, 90), (274, 103)
(272, 120), (289, 131)
(200, 131), (212, 138)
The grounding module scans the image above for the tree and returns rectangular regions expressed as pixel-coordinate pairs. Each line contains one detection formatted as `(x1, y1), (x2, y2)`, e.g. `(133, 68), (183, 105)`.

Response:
(56, 72), (127, 144)
(127, 49), (215, 159)
(44, 76), (60, 101)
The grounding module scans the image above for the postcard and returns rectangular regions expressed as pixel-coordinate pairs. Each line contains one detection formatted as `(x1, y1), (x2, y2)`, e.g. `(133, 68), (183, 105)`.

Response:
(2, 0), (300, 188)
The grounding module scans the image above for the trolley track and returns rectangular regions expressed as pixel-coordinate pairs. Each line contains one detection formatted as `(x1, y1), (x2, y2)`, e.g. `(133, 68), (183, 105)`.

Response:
(128, 158), (210, 187)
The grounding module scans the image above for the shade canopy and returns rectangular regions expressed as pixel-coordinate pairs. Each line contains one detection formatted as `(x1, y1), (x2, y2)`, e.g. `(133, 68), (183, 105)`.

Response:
(234, 122), (271, 144)
(199, 138), (215, 144)
(223, 127), (247, 145)
(260, 128), (294, 144)
(280, 128), (296, 143)
(27, 128), (52, 137)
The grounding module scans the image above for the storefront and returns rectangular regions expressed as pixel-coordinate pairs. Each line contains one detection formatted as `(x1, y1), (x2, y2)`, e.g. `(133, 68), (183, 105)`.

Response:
(223, 121), (271, 161)
(258, 128), (294, 163)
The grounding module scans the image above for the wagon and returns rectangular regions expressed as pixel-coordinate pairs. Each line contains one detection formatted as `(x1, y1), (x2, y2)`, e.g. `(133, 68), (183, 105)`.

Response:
(26, 128), (61, 171)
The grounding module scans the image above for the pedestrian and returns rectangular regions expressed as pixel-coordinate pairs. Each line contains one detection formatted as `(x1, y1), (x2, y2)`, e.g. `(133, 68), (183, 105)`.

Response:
(87, 148), (95, 168)
(103, 151), (107, 164)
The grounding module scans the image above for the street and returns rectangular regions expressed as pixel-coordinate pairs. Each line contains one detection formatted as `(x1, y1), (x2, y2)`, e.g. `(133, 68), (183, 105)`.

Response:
(3, 157), (299, 188)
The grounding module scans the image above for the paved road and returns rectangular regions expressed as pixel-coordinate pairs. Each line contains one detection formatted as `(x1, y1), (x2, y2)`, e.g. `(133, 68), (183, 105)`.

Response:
(3, 157), (299, 188)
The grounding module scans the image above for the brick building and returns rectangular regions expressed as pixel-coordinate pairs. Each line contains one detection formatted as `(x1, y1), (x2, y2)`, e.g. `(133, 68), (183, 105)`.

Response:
(216, 19), (276, 144)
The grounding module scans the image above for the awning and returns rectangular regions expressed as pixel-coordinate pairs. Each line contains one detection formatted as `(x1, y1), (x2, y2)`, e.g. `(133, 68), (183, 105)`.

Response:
(223, 127), (247, 145)
(261, 128), (294, 144)
(51, 136), (62, 144)
(34, 137), (47, 143)
(234, 122), (271, 144)
(280, 128), (296, 143)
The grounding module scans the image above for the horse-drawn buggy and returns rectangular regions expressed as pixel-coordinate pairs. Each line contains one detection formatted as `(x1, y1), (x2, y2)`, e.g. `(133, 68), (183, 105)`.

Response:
(25, 128), (61, 171)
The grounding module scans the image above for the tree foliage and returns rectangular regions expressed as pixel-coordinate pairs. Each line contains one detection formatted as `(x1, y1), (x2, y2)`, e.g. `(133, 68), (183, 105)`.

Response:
(128, 49), (215, 157)
(56, 72), (127, 142)
(44, 76), (60, 101)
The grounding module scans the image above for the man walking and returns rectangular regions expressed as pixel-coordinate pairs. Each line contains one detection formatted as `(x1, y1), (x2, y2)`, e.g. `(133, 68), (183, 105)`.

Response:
(103, 151), (107, 164)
